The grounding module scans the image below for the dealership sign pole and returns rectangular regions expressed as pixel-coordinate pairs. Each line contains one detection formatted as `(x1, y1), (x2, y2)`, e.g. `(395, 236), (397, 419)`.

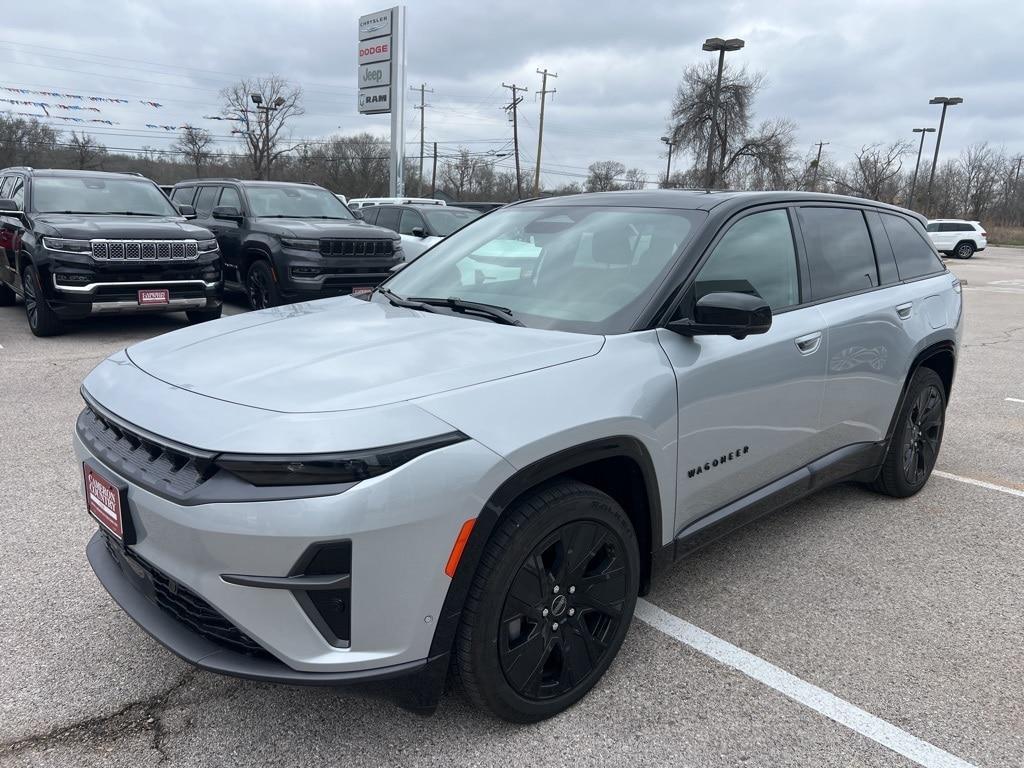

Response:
(359, 6), (406, 196)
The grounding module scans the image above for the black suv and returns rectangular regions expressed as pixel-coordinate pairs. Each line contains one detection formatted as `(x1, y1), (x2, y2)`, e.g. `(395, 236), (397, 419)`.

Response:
(0, 168), (222, 337)
(169, 179), (402, 309)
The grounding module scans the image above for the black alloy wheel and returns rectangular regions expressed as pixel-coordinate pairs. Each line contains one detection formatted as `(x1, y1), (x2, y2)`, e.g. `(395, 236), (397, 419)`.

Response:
(902, 382), (944, 486)
(246, 260), (277, 310)
(456, 480), (639, 722)
(22, 264), (64, 336)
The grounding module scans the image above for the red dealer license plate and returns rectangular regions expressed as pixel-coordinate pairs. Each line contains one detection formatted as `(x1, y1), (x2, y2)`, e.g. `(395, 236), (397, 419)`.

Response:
(84, 464), (125, 539)
(351, 286), (373, 297)
(138, 288), (170, 306)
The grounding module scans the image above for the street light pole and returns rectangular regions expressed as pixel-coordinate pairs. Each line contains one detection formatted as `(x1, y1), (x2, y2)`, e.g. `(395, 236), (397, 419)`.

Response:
(907, 127), (936, 210)
(250, 93), (286, 180)
(660, 136), (675, 187)
(924, 96), (963, 212)
(702, 37), (744, 189)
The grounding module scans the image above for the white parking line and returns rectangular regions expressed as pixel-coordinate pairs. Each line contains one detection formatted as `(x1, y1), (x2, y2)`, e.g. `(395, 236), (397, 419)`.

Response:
(635, 599), (976, 768)
(1005, 397), (1024, 404)
(933, 470), (1024, 499)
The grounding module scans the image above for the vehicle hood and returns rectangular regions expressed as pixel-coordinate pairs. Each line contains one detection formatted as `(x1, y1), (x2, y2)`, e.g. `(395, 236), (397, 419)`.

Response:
(254, 218), (397, 240)
(32, 214), (213, 240)
(124, 296), (604, 413)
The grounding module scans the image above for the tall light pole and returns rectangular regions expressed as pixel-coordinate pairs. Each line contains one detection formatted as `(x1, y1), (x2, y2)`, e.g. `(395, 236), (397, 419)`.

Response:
(907, 127), (936, 210)
(250, 93), (286, 180)
(924, 96), (963, 212)
(702, 36), (744, 189)
(660, 136), (675, 187)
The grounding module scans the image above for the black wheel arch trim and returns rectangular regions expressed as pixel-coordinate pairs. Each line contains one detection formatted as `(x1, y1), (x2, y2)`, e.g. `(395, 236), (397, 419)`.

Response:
(426, 435), (662, 664)
(884, 340), (956, 444)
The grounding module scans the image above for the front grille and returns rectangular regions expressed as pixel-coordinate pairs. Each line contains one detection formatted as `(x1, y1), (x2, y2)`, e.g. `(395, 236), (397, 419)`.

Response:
(102, 532), (267, 657)
(92, 240), (199, 262)
(319, 239), (394, 257)
(77, 406), (214, 499)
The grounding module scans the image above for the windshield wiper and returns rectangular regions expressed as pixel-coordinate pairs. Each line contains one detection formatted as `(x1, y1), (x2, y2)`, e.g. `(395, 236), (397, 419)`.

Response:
(376, 287), (441, 314)
(407, 296), (524, 326)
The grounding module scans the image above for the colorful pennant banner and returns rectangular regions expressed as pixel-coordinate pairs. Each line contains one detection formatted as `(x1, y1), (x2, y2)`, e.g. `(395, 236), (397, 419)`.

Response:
(1, 86), (162, 106)
(145, 123), (183, 131)
(3, 110), (119, 125)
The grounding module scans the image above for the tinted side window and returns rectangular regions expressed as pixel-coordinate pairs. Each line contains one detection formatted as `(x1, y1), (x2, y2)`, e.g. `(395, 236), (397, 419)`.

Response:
(956, 223), (975, 232)
(219, 186), (242, 211)
(9, 178), (24, 210)
(798, 207), (877, 300)
(171, 186), (195, 204)
(194, 186), (220, 217)
(925, 222), (939, 232)
(375, 207), (401, 232)
(0, 176), (12, 199)
(880, 214), (944, 280)
(399, 209), (425, 235)
(695, 209), (799, 311)
(359, 206), (380, 225)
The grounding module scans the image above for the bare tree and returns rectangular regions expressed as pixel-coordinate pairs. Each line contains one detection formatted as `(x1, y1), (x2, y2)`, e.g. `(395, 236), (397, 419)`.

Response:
(830, 141), (910, 202)
(585, 161), (625, 192)
(667, 62), (794, 188)
(221, 75), (304, 179)
(0, 115), (60, 168)
(622, 168), (648, 190)
(172, 125), (215, 177)
(68, 132), (106, 170)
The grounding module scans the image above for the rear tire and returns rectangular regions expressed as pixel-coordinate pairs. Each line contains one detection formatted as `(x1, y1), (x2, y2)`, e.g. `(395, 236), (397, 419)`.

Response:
(0, 280), (15, 306)
(186, 305), (223, 324)
(955, 241), (975, 259)
(871, 367), (946, 497)
(455, 479), (639, 722)
(22, 264), (65, 337)
(245, 259), (281, 310)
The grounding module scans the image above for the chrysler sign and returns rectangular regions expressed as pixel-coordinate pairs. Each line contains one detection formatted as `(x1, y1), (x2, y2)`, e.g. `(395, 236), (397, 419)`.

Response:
(359, 9), (392, 40)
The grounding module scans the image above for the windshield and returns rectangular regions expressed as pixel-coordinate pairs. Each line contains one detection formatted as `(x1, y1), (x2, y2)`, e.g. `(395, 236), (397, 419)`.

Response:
(31, 177), (178, 215)
(245, 185), (354, 219)
(384, 205), (703, 333)
(424, 208), (482, 236)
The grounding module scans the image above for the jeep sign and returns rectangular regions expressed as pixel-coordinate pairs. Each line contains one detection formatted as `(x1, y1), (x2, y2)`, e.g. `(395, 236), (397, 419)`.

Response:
(359, 62), (391, 88)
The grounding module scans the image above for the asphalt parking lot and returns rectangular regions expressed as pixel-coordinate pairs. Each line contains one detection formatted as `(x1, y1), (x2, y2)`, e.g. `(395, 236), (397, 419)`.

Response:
(1, 249), (1022, 768)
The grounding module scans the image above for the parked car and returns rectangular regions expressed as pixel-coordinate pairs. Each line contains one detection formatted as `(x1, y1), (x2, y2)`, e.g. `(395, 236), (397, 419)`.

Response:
(926, 219), (987, 259)
(170, 179), (402, 309)
(361, 203), (481, 260)
(452, 201), (505, 213)
(78, 190), (960, 722)
(0, 168), (222, 337)
(348, 196), (446, 210)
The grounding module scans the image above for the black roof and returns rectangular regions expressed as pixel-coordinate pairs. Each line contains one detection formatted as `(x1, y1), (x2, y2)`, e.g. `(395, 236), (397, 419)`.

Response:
(523, 189), (923, 221)
(173, 178), (318, 188)
(0, 168), (156, 181)
(376, 203), (478, 213)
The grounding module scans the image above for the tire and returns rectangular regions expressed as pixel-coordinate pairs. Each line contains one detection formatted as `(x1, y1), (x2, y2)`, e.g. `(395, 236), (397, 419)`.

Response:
(22, 264), (65, 337)
(0, 279), (15, 306)
(245, 259), (281, 310)
(455, 479), (640, 722)
(186, 305), (223, 324)
(871, 367), (946, 497)
(955, 241), (975, 259)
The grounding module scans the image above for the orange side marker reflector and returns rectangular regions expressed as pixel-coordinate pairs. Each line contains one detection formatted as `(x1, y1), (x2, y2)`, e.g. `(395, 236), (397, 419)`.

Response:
(444, 519), (476, 578)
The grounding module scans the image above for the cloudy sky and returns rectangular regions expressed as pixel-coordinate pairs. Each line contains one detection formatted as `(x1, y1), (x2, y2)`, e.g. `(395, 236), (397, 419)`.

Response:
(1, 0), (1021, 188)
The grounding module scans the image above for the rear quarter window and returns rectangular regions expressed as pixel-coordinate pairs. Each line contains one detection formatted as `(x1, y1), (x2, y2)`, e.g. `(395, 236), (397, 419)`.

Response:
(880, 214), (945, 280)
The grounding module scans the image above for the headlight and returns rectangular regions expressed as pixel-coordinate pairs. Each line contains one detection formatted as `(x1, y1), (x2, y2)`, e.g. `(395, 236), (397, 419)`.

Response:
(214, 432), (467, 487)
(281, 238), (320, 252)
(197, 238), (219, 253)
(42, 237), (92, 254)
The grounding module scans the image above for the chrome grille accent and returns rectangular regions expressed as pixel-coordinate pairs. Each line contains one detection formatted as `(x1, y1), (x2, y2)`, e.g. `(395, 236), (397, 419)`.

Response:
(91, 240), (199, 262)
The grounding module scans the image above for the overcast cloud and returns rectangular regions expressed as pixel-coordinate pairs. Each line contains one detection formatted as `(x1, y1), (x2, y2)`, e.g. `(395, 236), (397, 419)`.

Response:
(1, 0), (1021, 187)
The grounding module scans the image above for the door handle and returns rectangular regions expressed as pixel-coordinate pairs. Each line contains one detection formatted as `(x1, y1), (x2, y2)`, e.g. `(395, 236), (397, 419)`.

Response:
(795, 331), (822, 355)
(896, 302), (913, 320)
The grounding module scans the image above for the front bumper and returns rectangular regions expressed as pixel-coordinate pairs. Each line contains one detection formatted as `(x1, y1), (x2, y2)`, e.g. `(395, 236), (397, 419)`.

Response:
(75, 430), (512, 679)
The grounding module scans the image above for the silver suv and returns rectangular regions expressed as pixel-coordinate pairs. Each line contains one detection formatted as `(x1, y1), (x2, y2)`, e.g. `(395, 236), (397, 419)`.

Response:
(76, 191), (961, 722)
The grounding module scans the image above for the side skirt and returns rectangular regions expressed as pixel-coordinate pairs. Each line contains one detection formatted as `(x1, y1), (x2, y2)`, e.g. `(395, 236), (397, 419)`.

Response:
(669, 441), (887, 560)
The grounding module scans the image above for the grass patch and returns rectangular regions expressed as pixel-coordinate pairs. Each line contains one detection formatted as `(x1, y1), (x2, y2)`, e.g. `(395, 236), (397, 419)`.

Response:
(988, 226), (1024, 247)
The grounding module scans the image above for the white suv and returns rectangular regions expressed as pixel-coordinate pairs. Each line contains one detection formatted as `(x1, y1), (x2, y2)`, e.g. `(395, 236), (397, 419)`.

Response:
(926, 219), (987, 259)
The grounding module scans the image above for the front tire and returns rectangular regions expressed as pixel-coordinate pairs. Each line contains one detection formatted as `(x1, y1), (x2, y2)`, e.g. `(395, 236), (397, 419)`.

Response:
(871, 367), (946, 497)
(22, 264), (65, 337)
(455, 480), (639, 722)
(245, 259), (281, 310)
(955, 241), (975, 259)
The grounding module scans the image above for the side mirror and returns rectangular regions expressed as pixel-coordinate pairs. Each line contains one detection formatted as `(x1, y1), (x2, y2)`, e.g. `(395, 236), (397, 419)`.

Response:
(351, 209), (364, 220)
(411, 226), (427, 238)
(666, 291), (772, 340)
(0, 198), (21, 213)
(212, 205), (242, 221)
(176, 203), (196, 219)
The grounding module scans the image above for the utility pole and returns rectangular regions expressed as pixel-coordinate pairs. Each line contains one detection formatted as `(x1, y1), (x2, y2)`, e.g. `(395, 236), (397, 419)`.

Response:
(430, 141), (438, 198)
(502, 82), (526, 198)
(411, 83), (433, 196)
(810, 141), (829, 192)
(534, 68), (557, 196)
